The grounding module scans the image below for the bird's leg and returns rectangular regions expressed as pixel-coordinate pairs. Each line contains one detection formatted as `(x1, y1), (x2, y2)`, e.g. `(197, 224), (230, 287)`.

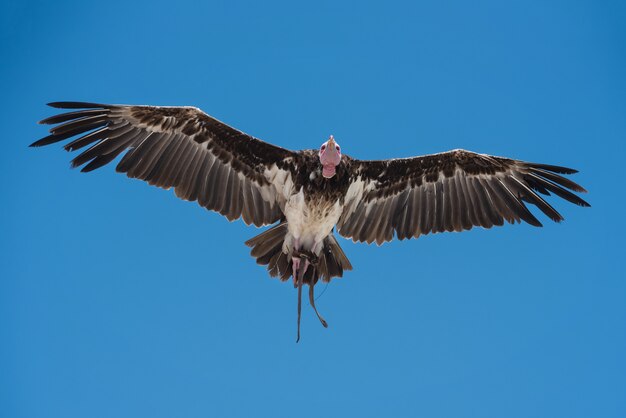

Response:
(296, 261), (303, 343)
(309, 276), (328, 328)
(295, 258), (310, 343)
(292, 256), (300, 288)
(291, 238), (300, 288)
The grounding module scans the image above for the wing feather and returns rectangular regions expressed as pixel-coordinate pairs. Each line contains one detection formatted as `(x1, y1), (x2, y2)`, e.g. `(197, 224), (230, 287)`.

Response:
(454, 174), (471, 231)
(421, 183), (434, 235)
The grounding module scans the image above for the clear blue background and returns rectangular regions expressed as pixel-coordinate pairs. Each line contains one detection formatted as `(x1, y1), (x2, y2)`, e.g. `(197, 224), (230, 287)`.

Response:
(2, 1), (624, 417)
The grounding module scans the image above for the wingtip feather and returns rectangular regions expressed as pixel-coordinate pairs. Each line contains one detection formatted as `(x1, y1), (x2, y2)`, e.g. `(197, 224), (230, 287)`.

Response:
(47, 101), (106, 109)
(527, 162), (579, 175)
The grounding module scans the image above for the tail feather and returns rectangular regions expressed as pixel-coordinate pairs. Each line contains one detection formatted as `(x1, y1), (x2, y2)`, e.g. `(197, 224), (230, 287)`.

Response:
(245, 222), (352, 284)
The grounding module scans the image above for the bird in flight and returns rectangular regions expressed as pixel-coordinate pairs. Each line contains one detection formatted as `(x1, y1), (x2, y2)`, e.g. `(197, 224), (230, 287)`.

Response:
(33, 102), (590, 341)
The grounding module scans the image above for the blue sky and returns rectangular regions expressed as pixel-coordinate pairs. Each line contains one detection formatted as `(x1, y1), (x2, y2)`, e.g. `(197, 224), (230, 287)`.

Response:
(1, 1), (625, 417)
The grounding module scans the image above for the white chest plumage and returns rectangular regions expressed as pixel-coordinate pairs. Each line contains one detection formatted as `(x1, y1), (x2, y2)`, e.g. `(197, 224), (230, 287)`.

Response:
(283, 189), (343, 255)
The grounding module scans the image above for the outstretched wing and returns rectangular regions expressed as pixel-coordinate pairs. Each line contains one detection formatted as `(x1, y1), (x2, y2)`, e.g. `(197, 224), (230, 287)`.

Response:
(338, 149), (589, 244)
(32, 102), (297, 226)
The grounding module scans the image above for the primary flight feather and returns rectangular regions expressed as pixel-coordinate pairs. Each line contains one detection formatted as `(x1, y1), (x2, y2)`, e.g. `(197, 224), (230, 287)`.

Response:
(33, 102), (590, 341)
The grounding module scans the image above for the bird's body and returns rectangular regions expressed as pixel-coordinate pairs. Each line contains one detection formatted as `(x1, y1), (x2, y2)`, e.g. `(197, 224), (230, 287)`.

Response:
(33, 102), (590, 341)
(280, 150), (351, 256)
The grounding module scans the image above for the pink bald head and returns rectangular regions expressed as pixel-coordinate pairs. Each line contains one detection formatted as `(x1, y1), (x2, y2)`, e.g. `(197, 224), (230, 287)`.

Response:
(319, 135), (342, 178)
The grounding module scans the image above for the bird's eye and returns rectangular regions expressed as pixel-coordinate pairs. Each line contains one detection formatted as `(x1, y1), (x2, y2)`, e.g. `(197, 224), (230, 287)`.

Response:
(321, 145), (326, 150)
(336, 146), (340, 152)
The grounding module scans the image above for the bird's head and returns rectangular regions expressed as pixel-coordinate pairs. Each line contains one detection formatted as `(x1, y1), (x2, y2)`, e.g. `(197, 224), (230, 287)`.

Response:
(319, 135), (342, 179)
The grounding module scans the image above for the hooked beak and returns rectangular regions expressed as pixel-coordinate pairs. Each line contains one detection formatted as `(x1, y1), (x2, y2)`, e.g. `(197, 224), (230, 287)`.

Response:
(321, 135), (340, 179)
(327, 135), (336, 149)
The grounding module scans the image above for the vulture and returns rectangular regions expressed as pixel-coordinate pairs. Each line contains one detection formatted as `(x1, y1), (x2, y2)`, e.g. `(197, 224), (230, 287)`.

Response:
(32, 102), (590, 341)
